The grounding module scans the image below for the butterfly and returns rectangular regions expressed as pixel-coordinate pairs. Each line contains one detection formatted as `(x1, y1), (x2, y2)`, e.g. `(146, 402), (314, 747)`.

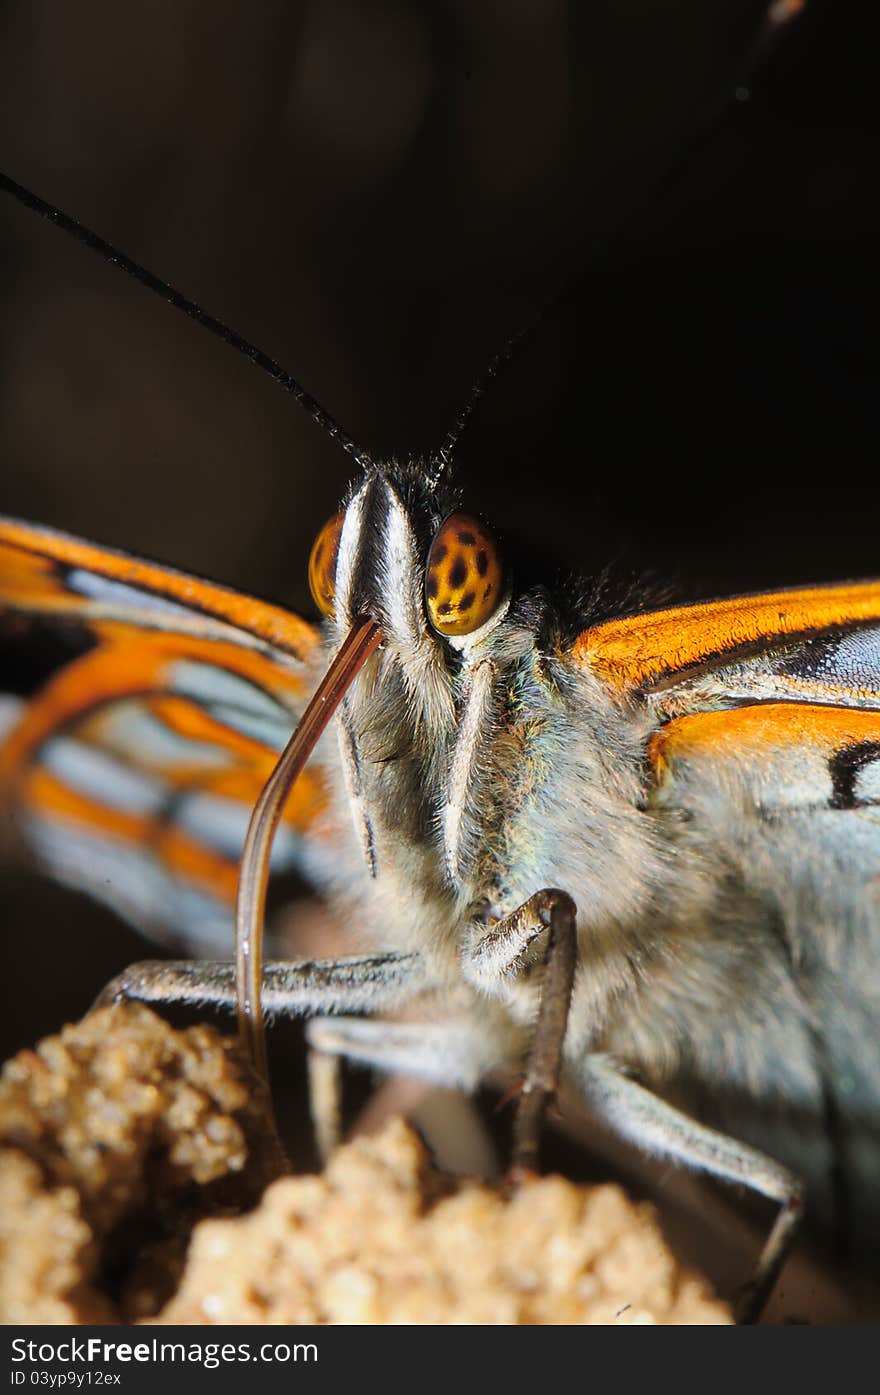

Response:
(1, 3), (877, 1322)
(3, 455), (880, 1322)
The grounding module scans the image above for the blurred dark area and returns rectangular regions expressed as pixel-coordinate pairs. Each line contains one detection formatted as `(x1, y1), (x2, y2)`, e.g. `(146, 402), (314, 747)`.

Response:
(0, 0), (877, 1300)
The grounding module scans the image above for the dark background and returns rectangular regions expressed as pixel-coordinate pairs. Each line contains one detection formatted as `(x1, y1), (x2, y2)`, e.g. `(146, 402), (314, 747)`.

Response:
(0, 0), (877, 1142)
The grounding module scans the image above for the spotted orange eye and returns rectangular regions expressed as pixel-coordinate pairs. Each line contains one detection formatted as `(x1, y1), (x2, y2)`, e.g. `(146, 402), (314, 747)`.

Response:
(425, 513), (506, 637)
(308, 512), (344, 617)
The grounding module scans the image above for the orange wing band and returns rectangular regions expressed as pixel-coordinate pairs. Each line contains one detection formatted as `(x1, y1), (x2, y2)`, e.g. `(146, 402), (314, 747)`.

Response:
(0, 635), (323, 835)
(649, 702), (880, 780)
(0, 516), (318, 660)
(577, 582), (880, 694)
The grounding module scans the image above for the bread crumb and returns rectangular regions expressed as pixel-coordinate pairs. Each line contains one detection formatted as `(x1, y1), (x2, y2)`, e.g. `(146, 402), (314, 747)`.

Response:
(158, 1119), (730, 1324)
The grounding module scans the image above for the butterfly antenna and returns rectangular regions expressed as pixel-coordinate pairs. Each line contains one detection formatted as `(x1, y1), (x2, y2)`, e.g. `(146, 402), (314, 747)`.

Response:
(0, 170), (375, 471)
(431, 314), (539, 489)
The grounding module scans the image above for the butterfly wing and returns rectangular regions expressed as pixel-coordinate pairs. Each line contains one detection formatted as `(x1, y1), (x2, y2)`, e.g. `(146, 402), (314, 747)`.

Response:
(574, 579), (880, 809)
(574, 580), (880, 1242)
(574, 577), (880, 917)
(0, 517), (329, 951)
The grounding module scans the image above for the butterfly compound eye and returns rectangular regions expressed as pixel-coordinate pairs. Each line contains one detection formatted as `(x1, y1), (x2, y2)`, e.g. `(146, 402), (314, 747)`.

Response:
(308, 513), (344, 617)
(425, 513), (506, 637)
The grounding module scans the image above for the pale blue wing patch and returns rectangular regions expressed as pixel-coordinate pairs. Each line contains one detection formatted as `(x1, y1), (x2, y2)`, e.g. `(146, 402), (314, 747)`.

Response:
(24, 814), (235, 953)
(2, 667), (313, 952)
(0, 516), (323, 953)
(855, 756), (880, 805)
(175, 790), (298, 867)
(656, 624), (880, 714)
(66, 568), (204, 623)
(40, 735), (168, 816)
(167, 659), (294, 750)
(16, 734), (303, 954)
(774, 626), (880, 703)
(92, 700), (232, 771)
(0, 695), (23, 742)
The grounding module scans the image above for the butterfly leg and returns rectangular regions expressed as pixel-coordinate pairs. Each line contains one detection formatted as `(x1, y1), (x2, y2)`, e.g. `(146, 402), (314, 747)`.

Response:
(305, 1013), (502, 1088)
(304, 1012), (511, 1159)
(306, 1046), (343, 1162)
(462, 889), (578, 1179)
(304, 1017), (511, 1170)
(577, 1053), (805, 1323)
(461, 889), (574, 991)
(96, 951), (425, 1016)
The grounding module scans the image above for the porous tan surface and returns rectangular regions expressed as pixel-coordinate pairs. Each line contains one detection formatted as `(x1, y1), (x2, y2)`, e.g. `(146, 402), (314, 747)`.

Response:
(0, 1004), (729, 1325)
(0, 1004), (283, 1323)
(158, 1118), (729, 1324)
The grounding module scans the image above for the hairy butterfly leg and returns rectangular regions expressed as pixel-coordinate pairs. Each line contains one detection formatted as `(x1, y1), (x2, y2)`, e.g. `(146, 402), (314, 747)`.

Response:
(462, 889), (578, 1178)
(578, 1054), (804, 1323)
(96, 950), (425, 1015)
(305, 1014), (502, 1089)
(461, 888), (572, 990)
(307, 1047), (343, 1162)
(304, 1015), (503, 1167)
(508, 892), (577, 1179)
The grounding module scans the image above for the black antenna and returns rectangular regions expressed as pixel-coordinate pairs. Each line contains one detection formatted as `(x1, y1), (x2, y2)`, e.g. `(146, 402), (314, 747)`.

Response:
(0, 170), (375, 471)
(431, 316), (537, 488)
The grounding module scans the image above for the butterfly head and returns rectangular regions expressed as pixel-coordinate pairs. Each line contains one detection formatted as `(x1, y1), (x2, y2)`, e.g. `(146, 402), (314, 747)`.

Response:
(307, 462), (512, 661)
(297, 460), (541, 900)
